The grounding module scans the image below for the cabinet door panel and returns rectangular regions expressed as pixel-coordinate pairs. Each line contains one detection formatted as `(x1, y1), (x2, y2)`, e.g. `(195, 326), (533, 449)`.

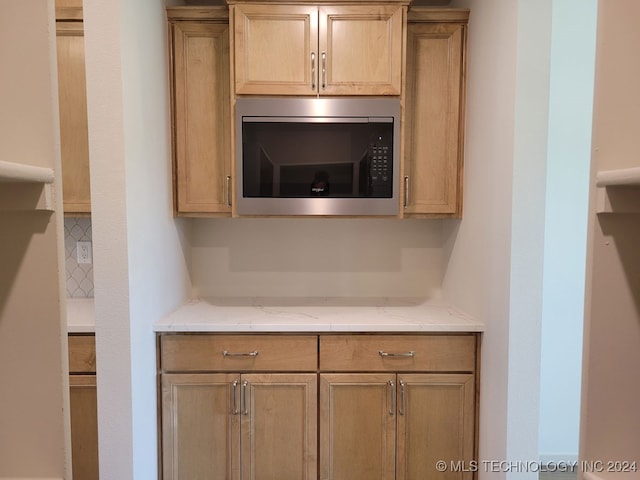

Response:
(241, 374), (317, 480)
(161, 373), (239, 480)
(397, 374), (475, 480)
(234, 5), (318, 95)
(320, 373), (396, 480)
(69, 375), (99, 480)
(319, 5), (403, 95)
(172, 21), (231, 214)
(404, 23), (465, 216)
(57, 21), (91, 214)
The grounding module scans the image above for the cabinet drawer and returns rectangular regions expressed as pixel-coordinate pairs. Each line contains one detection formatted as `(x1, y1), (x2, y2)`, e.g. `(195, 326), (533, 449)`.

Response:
(160, 334), (318, 372)
(319, 334), (476, 372)
(68, 334), (96, 373)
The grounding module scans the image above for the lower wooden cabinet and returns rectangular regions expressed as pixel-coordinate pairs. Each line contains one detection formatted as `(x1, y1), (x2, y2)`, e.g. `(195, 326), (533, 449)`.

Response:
(158, 333), (478, 480)
(68, 334), (99, 480)
(161, 372), (317, 480)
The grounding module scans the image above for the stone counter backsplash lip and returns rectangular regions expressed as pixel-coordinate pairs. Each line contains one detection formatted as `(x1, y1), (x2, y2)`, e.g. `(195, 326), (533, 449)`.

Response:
(154, 297), (484, 333)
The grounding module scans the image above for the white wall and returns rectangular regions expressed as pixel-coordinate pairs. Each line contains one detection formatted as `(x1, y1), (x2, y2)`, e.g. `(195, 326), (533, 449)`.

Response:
(83, 0), (192, 478)
(538, 0), (596, 462)
(191, 218), (444, 299)
(444, 0), (553, 477)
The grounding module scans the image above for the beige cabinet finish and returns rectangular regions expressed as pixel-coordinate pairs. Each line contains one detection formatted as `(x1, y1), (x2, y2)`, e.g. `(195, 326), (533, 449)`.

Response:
(56, 19), (91, 214)
(68, 335), (99, 480)
(403, 10), (468, 217)
(159, 332), (478, 480)
(240, 374), (317, 480)
(320, 373), (396, 480)
(232, 3), (405, 96)
(396, 373), (475, 480)
(168, 9), (232, 215)
(161, 373), (238, 480)
(160, 335), (318, 480)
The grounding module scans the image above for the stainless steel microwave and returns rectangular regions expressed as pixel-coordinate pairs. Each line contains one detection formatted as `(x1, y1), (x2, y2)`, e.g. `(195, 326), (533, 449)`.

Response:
(235, 98), (401, 216)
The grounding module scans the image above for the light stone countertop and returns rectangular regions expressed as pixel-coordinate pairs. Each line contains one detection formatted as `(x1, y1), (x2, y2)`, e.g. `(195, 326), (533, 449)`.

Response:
(154, 297), (483, 333)
(66, 297), (95, 333)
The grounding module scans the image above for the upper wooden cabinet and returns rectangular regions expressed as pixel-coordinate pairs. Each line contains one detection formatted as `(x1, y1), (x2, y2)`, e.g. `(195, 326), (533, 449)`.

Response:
(168, 8), (232, 215)
(230, 2), (407, 96)
(403, 9), (468, 218)
(56, 14), (91, 214)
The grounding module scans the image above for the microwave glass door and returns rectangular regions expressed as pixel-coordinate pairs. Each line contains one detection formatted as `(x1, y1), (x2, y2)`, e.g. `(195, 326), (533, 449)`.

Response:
(242, 119), (393, 200)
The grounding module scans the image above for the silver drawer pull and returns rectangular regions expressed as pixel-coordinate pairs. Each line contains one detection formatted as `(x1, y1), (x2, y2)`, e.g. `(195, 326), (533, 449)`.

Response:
(379, 350), (415, 358)
(223, 350), (259, 357)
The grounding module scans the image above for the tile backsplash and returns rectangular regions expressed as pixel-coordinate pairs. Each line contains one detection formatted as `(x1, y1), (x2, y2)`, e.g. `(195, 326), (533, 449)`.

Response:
(64, 217), (94, 298)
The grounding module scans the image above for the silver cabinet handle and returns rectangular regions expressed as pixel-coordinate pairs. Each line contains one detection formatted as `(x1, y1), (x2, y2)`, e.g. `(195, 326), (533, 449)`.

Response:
(232, 379), (239, 415)
(379, 350), (415, 358)
(388, 380), (396, 415)
(226, 175), (232, 207)
(311, 52), (316, 90)
(242, 380), (249, 415)
(399, 380), (405, 415)
(223, 350), (259, 357)
(321, 51), (326, 90)
(404, 176), (409, 208)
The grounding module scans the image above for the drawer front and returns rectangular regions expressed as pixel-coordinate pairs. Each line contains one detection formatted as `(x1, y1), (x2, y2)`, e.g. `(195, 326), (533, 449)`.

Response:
(68, 334), (97, 373)
(319, 334), (476, 372)
(160, 334), (318, 372)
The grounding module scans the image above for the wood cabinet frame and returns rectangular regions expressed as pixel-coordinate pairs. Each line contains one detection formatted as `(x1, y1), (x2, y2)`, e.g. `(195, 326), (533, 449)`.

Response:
(158, 332), (480, 480)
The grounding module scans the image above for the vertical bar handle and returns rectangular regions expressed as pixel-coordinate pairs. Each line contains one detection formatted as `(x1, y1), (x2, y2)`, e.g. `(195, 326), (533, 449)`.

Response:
(311, 52), (316, 90)
(232, 379), (239, 415)
(388, 380), (396, 415)
(321, 51), (326, 89)
(242, 380), (249, 415)
(404, 176), (410, 208)
(399, 380), (406, 415)
(226, 175), (232, 207)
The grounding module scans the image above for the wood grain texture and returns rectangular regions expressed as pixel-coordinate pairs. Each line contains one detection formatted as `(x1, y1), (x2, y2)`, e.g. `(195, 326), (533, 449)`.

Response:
(160, 334), (318, 372)
(319, 334), (476, 372)
(161, 373), (239, 480)
(241, 373), (317, 480)
(68, 334), (96, 373)
(320, 373), (396, 480)
(396, 373), (475, 480)
(69, 375), (99, 480)
(403, 18), (466, 217)
(56, 21), (91, 214)
(170, 19), (232, 214)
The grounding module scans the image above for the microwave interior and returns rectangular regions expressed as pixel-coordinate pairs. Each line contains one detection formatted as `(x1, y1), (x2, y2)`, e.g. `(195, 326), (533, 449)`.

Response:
(242, 120), (393, 200)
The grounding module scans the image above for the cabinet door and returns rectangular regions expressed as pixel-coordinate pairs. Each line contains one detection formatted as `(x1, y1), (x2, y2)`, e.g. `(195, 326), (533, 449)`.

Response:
(234, 4), (318, 95)
(404, 22), (466, 217)
(171, 21), (232, 215)
(397, 374), (475, 480)
(161, 373), (240, 480)
(320, 373), (396, 480)
(56, 21), (91, 214)
(69, 375), (99, 480)
(319, 5), (404, 96)
(240, 373), (317, 480)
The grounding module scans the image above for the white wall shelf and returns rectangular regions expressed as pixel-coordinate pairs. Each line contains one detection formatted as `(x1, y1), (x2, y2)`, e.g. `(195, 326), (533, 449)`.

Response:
(595, 167), (640, 214)
(0, 160), (56, 212)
